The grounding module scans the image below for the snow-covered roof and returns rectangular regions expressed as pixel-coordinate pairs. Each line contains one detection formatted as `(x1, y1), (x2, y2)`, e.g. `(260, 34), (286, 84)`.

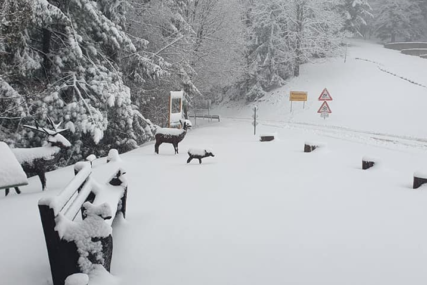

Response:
(0, 142), (28, 188)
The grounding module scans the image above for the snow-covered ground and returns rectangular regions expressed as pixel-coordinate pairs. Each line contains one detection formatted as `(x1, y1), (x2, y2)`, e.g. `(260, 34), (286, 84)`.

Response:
(213, 40), (427, 140)
(1, 40), (427, 285)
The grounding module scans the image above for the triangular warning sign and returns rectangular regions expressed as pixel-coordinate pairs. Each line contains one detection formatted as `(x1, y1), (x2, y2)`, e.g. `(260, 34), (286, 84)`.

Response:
(317, 101), (332, 113)
(318, 88), (333, 101)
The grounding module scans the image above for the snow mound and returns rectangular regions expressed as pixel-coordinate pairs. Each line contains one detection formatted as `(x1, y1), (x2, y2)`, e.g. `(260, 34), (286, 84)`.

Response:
(414, 171), (427, 179)
(107, 149), (121, 163)
(188, 148), (213, 156)
(0, 142), (28, 187)
(65, 273), (89, 285)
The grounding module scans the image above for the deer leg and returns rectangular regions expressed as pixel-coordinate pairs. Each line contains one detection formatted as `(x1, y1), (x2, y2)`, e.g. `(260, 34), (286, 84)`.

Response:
(15, 187), (21, 194)
(187, 156), (193, 163)
(38, 171), (47, 191)
(198, 158), (202, 164)
(173, 143), (178, 154)
(5, 188), (9, 196)
(155, 142), (161, 154)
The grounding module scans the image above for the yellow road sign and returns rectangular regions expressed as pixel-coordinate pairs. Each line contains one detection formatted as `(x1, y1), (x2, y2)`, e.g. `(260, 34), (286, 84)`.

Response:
(290, 91), (308, 101)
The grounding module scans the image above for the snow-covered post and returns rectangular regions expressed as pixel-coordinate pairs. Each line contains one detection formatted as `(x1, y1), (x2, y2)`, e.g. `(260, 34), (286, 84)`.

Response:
(252, 106), (258, 135)
(86, 154), (96, 167)
(362, 156), (378, 170)
(304, 141), (326, 153)
(413, 171), (427, 189)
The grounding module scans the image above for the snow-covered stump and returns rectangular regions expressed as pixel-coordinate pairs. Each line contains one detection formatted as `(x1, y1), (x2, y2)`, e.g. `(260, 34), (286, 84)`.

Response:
(259, 133), (276, 142)
(362, 156), (379, 170)
(304, 141), (326, 153)
(38, 158), (128, 285)
(413, 171), (427, 189)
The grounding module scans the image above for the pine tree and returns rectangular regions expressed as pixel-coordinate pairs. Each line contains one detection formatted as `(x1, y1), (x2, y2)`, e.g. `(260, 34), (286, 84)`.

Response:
(0, 0), (165, 163)
(243, 0), (345, 101)
(340, 0), (373, 36)
(374, 0), (424, 42)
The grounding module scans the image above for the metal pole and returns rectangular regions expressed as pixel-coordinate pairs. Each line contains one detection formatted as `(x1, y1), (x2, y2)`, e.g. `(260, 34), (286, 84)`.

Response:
(254, 107), (257, 135)
(344, 42), (348, 63)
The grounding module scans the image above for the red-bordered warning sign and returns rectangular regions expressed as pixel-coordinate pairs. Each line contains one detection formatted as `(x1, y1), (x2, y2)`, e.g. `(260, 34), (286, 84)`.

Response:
(318, 88), (333, 101)
(317, 101), (332, 113)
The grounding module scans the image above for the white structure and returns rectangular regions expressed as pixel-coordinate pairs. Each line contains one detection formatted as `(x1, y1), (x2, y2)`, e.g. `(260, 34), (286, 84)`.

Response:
(169, 91), (184, 128)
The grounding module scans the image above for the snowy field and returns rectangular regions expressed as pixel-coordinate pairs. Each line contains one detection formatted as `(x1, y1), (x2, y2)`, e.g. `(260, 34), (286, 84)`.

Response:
(1, 40), (427, 285)
(214, 40), (427, 140)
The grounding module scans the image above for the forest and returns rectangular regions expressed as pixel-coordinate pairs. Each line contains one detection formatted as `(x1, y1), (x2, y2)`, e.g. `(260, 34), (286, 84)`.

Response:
(0, 0), (426, 165)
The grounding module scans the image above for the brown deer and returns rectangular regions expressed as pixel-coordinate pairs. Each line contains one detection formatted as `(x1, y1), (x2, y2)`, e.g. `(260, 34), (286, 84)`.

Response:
(154, 120), (191, 154)
(7, 118), (71, 195)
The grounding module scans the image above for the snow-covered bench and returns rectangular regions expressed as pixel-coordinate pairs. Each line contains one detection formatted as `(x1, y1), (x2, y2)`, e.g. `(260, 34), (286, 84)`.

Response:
(38, 156), (127, 285)
(0, 142), (28, 196)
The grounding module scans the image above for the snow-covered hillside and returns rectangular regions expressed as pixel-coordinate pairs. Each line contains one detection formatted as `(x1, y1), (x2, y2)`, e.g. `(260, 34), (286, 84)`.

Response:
(214, 40), (427, 139)
(1, 40), (427, 285)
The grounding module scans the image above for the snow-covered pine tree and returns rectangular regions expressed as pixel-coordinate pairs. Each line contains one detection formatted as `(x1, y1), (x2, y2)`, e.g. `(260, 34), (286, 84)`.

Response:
(0, 0), (164, 163)
(124, 0), (202, 126)
(339, 0), (373, 37)
(246, 0), (293, 100)
(373, 0), (424, 42)
(243, 0), (345, 101)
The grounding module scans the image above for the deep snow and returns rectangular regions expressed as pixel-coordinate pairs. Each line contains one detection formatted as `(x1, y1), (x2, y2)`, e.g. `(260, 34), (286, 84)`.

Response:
(1, 40), (427, 285)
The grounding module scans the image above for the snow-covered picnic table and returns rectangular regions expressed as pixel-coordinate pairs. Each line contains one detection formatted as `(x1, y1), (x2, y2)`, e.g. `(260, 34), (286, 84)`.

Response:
(0, 142), (28, 190)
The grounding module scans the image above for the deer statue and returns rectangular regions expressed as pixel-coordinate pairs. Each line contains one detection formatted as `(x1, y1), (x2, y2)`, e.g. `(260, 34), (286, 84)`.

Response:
(155, 120), (191, 154)
(7, 117), (71, 195)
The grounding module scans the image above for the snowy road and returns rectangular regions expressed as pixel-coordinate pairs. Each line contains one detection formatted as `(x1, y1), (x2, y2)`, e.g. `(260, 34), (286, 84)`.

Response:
(219, 117), (427, 151)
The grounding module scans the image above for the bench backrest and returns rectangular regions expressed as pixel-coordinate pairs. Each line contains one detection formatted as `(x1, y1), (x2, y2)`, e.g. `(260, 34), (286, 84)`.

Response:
(38, 160), (127, 285)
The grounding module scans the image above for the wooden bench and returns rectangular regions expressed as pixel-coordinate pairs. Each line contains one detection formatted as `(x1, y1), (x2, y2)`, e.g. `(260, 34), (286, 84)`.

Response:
(0, 142), (28, 196)
(38, 156), (127, 285)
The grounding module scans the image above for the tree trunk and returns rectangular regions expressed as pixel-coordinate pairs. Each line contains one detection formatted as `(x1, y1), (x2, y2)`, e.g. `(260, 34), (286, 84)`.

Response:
(42, 28), (52, 74)
(294, 3), (303, 77)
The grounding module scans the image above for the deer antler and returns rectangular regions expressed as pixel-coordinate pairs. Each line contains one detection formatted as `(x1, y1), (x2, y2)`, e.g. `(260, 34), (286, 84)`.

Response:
(47, 117), (55, 131)
(46, 117), (67, 134)
(23, 119), (51, 136)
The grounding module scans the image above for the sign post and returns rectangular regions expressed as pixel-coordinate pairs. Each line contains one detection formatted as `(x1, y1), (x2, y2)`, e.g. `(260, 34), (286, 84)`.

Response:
(318, 88), (333, 101)
(317, 101), (332, 120)
(252, 106), (258, 135)
(290, 91), (308, 112)
(317, 88), (333, 119)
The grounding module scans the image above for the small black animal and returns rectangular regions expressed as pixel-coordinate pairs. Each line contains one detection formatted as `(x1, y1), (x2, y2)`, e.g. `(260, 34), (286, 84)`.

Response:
(187, 148), (215, 164)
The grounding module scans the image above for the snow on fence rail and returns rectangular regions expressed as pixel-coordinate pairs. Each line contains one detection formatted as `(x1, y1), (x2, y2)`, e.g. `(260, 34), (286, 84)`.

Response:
(38, 153), (127, 285)
(384, 42), (427, 50)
